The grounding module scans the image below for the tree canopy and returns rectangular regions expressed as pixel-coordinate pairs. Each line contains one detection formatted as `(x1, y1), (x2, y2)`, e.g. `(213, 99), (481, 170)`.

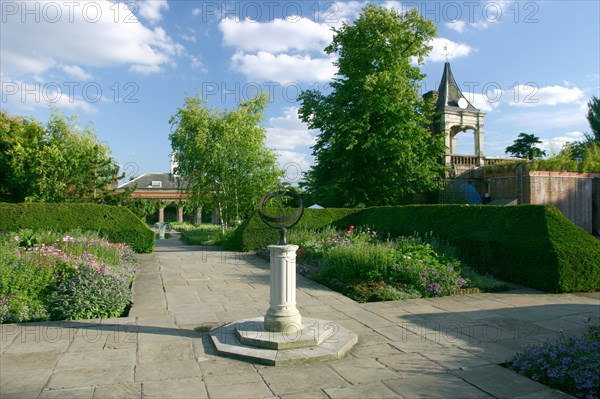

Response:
(169, 93), (281, 228)
(586, 95), (600, 142)
(298, 4), (444, 207)
(0, 110), (124, 203)
(505, 132), (546, 160)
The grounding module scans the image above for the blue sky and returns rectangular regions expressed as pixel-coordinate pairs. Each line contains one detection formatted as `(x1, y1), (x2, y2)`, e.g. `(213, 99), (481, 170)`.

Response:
(1, 0), (599, 184)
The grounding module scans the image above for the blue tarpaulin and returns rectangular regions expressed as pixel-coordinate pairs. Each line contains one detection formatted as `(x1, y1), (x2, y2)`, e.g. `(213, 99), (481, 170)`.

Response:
(459, 183), (483, 204)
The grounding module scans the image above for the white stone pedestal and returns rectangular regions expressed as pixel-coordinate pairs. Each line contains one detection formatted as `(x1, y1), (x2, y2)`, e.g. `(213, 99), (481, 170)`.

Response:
(209, 243), (358, 366)
(264, 244), (301, 332)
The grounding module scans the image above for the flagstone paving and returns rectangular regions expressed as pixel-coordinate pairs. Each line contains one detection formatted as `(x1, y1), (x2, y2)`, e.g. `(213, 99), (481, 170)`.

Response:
(1, 238), (598, 398)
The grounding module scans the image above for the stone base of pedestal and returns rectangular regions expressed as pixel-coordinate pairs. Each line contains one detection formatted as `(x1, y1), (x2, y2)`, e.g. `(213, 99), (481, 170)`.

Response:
(263, 313), (302, 333)
(209, 317), (358, 366)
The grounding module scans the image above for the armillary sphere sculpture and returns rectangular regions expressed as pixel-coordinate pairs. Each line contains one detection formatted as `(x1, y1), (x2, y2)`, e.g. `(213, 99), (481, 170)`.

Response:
(257, 186), (304, 245)
(208, 185), (358, 364)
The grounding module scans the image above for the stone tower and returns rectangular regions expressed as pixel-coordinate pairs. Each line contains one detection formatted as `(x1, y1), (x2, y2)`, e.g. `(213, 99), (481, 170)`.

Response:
(426, 62), (486, 168)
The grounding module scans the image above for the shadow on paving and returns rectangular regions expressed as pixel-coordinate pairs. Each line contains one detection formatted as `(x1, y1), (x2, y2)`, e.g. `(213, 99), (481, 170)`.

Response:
(368, 302), (599, 366)
(2, 320), (204, 339)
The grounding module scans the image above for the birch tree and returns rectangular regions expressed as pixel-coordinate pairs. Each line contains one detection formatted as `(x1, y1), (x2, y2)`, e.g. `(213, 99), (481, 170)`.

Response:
(169, 93), (281, 232)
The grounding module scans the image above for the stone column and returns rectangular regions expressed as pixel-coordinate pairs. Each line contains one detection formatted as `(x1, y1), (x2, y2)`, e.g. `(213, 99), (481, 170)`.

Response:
(158, 206), (165, 223)
(177, 206), (183, 223)
(264, 244), (301, 332)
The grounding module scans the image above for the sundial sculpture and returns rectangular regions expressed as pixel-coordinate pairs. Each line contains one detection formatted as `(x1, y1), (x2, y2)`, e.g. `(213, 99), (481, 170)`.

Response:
(208, 185), (358, 365)
(257, 186), (304, 245)
(257, 186), (304, 331)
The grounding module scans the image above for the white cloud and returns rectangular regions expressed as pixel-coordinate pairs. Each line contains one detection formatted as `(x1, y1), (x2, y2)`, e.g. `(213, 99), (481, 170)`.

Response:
(508, 85), (585, 107)
(60, 65), (93, 80)
(1, 1), (181, 78)
(192, 8), (201, 16)
(427, 38), (472, 63)
(266, 107), (316, 150)
(464, 90), (503, 113)
(333, 1), (366, 24)
(181, 34), (196, 43)
(220, 17), (333, 53)
(0, 76), (99, 114)
(265, 107), (316, 182)
(276, 150), (314, 183)
(230, 51), (336, 84)
(469, 20), (490, 30)
(187, 55), (207, 73)
(136, 0), (169, 23)
(446, 20), (466, 33)
(540, 132), (586, 155)
(467, 0), (512, 29)
(220, 16), (338, 83)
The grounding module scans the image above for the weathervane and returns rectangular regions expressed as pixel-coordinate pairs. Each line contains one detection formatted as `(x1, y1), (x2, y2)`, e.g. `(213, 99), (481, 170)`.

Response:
(443, 44), (453, 62)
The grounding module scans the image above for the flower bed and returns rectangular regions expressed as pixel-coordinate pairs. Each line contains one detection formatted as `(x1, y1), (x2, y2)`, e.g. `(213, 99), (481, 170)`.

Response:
(509, 324), (600, 399)
(0, 230), (139, 323)
(261, 226), (507, 303)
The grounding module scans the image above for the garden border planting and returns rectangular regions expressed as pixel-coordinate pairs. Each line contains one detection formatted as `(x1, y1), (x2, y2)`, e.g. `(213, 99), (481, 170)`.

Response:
(234, 205), (600, 293)
(0, 203), (155, 253)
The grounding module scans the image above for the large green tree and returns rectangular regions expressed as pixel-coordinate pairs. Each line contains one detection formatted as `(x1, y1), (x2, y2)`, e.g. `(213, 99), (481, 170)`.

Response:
(505, 132), (546, 160)
(169, 93), (281, 230)
(564, 96), (600, 160)
(586, 95), (600, 142)
(0, 110), (124, 203)
(298, 5), (444, 207)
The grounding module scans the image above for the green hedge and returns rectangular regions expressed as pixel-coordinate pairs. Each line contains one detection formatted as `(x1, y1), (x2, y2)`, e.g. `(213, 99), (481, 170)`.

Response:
(235, 205), (600, 293)
(0, 203), (155, 253)
(230, 208), (360, 251)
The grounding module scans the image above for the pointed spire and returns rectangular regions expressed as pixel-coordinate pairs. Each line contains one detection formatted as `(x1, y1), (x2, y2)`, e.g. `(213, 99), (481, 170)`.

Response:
(436, 62), (478, 112)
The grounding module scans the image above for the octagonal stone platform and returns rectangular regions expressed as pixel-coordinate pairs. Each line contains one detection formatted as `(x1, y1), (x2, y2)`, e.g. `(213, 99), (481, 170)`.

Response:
(209, 317), (358, 366)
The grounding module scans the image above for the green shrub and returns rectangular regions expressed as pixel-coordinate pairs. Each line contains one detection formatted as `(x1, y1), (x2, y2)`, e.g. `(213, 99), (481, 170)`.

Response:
(0, 231), (139, 323)
(300, 229), (478, 302)
(314, 241), (397, 288)
(231, 208), (360, 251)
(0, 203), (154, 253)
(347, 281), (422, 302)
(239, 205), (600, 292)
(170, 222), (198, 232)
(180, 224), (226, 245)
(0, 293), (49, 323)
(394, 242), (468, 297)
(339, 205), (600, 293)
(288, 226), (340, 259)
(0, 244), (56, 302)
(48, 269), (131, 320)
(0, 243), (52, 322)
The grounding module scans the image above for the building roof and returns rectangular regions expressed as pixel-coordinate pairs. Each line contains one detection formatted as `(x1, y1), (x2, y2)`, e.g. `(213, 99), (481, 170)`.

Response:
(118, 173), (187, 190)
(435, 62), (479, 112)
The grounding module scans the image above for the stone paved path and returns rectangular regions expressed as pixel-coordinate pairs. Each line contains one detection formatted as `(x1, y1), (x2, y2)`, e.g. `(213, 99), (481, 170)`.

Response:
(1, 238), (599, 398)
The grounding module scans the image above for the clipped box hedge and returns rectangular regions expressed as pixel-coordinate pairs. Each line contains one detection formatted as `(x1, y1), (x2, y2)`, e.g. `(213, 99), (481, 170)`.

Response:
(230, 208), (360, 252)
(0, 203), (155, 253)
(235, 205), (600, 293)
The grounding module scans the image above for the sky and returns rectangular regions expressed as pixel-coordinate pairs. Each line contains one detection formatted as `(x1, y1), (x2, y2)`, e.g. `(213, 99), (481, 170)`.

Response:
(1, 0), (599, 185)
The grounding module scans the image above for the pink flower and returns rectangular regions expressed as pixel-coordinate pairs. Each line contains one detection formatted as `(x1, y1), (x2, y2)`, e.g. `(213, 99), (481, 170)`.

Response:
(349, 225), (355, 231)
